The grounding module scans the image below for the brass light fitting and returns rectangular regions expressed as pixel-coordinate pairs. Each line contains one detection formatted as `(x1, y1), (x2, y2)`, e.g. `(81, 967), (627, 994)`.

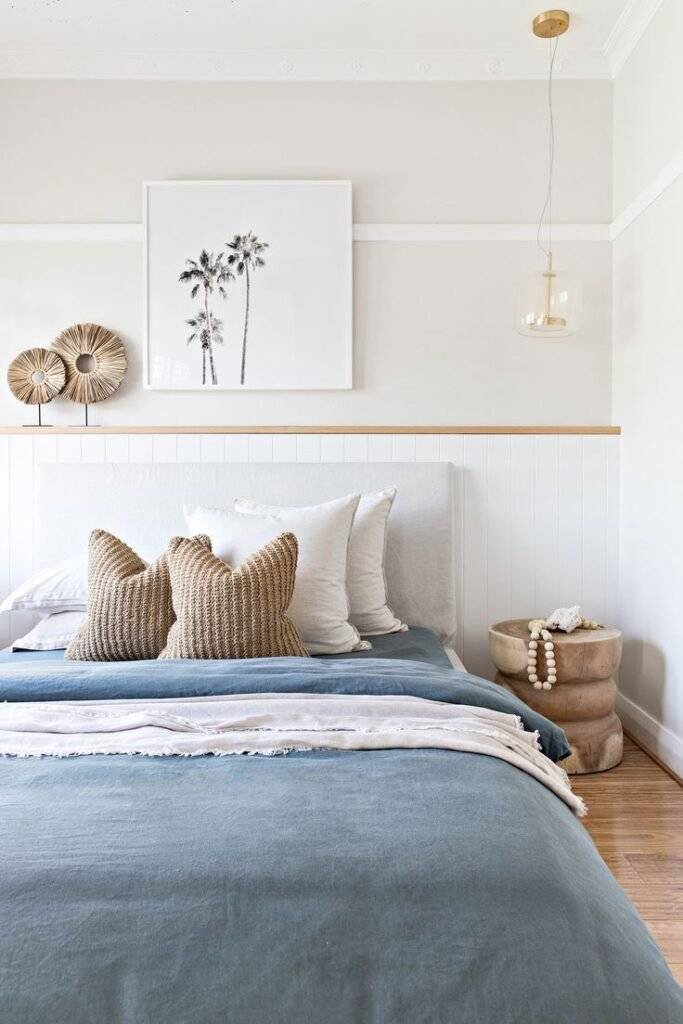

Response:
(534, 10), (569, 328)
(516, 8), (581, 338)
(538, 254), (567, 328)
(532, 10), (570, 39)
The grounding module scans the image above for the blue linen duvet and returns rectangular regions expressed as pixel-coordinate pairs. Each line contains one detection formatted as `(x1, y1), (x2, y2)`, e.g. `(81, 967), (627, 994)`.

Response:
(0, 642), (680, 1022)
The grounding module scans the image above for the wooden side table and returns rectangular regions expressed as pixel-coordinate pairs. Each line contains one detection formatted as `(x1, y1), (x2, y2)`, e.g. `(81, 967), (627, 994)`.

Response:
(489, 619), (623, 774)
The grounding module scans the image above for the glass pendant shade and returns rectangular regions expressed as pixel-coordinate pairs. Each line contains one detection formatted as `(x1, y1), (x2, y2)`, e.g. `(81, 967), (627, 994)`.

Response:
(516, 255), (582, 338)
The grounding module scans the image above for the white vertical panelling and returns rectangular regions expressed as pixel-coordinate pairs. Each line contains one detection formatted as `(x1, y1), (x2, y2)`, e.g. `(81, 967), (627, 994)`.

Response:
(105, 435), (129, 463)
(415, 435), (441, 462)
(367, 435), (392, 461)
(605, 437), (620, 626)
(81, 434), (106, 462)
(57, 435), (82, 463)
(0, 431), (619, 680)
(391, 434), (416, 461)
(462, 435), (488, 677)
(533, 435), (560, 613)
(343, 434), (368, 462)
(581, 437), (610, 623)
(273, 435), (297, 462)
(0, 437), (9, 648)
(34, 435), (58, 465)
(152, 434), (178, 463)
(200, 434), (225, 462)
(177, 434), (201, 462)
(224, 435), (249, 461)
(247, 435), (274, 462)
(557, 435), (583, 605)
(439, 435), (465, 662)
(296, 435), (321, 462)
(129, 435), (154, 462)
(8, 436), (35, 644)
(320, 436), (344, 462)
(485, 436), (513, 635)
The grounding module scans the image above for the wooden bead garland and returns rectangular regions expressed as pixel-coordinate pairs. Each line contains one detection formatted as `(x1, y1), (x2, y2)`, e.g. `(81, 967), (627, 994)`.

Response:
(527, 616), (601, 690)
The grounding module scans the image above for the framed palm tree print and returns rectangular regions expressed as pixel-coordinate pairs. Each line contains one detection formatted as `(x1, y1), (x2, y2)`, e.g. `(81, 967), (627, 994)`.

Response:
(143, 180), (352, 390)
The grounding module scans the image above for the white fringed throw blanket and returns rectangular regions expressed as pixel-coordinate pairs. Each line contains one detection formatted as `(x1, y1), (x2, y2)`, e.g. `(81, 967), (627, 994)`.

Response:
(0, 692), (585, 815)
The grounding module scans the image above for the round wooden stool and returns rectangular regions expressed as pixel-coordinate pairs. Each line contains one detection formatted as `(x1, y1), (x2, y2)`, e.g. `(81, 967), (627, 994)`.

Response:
(489, 619), (623, 774)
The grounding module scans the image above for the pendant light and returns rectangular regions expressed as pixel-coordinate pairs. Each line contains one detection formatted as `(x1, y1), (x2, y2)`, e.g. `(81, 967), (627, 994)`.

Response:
(516, 10), (582, 339)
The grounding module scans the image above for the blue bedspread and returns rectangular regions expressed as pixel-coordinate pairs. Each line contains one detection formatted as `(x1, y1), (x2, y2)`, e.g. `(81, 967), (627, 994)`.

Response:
(2, 623), (453, 667)
(0, 654), (680, 1022)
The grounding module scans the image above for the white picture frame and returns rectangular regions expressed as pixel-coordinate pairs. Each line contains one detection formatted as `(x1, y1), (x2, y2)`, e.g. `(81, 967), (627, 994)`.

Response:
(143, 179), (352, 391)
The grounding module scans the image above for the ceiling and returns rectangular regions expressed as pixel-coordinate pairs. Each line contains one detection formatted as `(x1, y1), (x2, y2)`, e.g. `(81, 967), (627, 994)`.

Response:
(0, 0), (662, 80)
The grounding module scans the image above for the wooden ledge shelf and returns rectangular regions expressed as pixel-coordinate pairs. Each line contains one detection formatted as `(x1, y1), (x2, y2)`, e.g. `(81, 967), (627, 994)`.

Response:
(0, 425), (621, 436)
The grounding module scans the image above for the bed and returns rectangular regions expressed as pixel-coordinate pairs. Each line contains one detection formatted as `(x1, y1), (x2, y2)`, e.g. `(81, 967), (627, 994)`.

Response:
(0, 463), (680, 1023)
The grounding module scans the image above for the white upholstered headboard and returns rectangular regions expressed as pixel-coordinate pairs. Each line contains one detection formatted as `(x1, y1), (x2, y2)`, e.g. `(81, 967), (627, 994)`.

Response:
(36, 462), (456, 641)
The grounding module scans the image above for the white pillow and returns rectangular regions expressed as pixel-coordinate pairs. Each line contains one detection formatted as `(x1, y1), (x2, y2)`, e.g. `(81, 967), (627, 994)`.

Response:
(235, 488), (406, 637)
(0, 556), (87, 615)
(12, 611), (87, 651)
(185, 494), (366, 655)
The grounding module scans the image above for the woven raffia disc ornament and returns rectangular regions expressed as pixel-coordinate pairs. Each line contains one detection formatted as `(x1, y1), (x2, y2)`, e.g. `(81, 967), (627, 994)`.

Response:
(7, 347), (66, 405)
(52, 323), (127, 404)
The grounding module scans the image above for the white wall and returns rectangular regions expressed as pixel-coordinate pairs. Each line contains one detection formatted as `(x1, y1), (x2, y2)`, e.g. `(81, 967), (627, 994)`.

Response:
(612, 0), (683, 775)
(0, 80), (613, 426)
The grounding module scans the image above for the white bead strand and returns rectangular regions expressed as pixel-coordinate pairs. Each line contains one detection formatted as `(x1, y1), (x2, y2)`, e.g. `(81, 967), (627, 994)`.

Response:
(526, 612), (602, 691)
(527, 617), (556, 691)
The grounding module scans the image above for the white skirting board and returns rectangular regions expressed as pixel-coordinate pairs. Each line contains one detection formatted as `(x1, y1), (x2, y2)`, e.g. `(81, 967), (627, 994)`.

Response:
(0, 431), (619, 680)
(617, 692), (683, 781)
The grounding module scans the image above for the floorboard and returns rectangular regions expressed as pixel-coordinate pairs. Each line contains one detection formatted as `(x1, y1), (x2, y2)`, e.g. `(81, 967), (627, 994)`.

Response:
(572, 736), (683, 984)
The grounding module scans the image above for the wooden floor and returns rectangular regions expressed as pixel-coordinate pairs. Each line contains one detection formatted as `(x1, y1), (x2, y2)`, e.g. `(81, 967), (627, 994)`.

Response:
(572, 736), (683, 984)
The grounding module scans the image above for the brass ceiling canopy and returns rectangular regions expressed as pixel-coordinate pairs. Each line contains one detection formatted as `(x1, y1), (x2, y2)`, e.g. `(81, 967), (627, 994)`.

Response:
(532, 10), (570, 39)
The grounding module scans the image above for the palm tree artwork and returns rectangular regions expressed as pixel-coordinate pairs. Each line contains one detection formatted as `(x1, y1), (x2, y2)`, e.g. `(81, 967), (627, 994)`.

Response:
(226, 232), (269, 385)
(185, 310), (225, 387)
(178, 250), (232, 385)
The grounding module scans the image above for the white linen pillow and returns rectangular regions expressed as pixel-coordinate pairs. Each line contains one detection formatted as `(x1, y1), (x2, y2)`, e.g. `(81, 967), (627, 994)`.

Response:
(12, 611), (87, 651)
(0, 556), (87, 615)
(235, 488), (406, 636)
(185, 494), (366, 655)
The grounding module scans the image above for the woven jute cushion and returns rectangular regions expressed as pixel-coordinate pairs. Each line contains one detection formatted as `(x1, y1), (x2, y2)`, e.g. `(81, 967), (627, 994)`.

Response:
(66, 529), (209, 662)
(160, 532), (308, 660)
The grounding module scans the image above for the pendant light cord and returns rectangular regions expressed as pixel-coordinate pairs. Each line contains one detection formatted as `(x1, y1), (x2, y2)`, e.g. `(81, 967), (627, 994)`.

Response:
(537, 35), (559, 261)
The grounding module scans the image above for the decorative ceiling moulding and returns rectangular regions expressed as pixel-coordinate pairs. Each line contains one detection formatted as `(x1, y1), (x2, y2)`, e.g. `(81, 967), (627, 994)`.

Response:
(0, 223), (610, 243)
(610, 149), (683, 240)
(604, 0), (665, 77)
(0, 47), (610, 81)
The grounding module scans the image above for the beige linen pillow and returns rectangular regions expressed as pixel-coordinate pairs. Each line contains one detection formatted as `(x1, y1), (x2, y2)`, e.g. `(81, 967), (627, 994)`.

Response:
(160, 532), (308, 661)
(66, 529), (209, 662)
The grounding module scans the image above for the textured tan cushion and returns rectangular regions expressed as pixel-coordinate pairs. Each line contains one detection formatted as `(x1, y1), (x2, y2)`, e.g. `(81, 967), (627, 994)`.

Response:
(66, 529), (209, 662)
(160, 532), (308, 660)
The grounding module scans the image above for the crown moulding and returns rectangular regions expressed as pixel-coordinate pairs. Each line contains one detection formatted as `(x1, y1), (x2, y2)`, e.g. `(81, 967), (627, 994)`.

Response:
(603, 0), (665, 77)
(0, 47), (610, 82)
(0, 1), (664, 82)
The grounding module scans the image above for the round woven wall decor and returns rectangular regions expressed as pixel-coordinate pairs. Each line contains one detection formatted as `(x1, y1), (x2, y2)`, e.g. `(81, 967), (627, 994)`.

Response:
(52, 323), (127, 404)
(7, 347), (66, 405)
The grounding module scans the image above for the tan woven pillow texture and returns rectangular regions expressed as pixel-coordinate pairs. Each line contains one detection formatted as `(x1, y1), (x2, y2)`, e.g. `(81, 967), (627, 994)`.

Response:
(66, 529), (209, 662)
(160, 531), (308, 660)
